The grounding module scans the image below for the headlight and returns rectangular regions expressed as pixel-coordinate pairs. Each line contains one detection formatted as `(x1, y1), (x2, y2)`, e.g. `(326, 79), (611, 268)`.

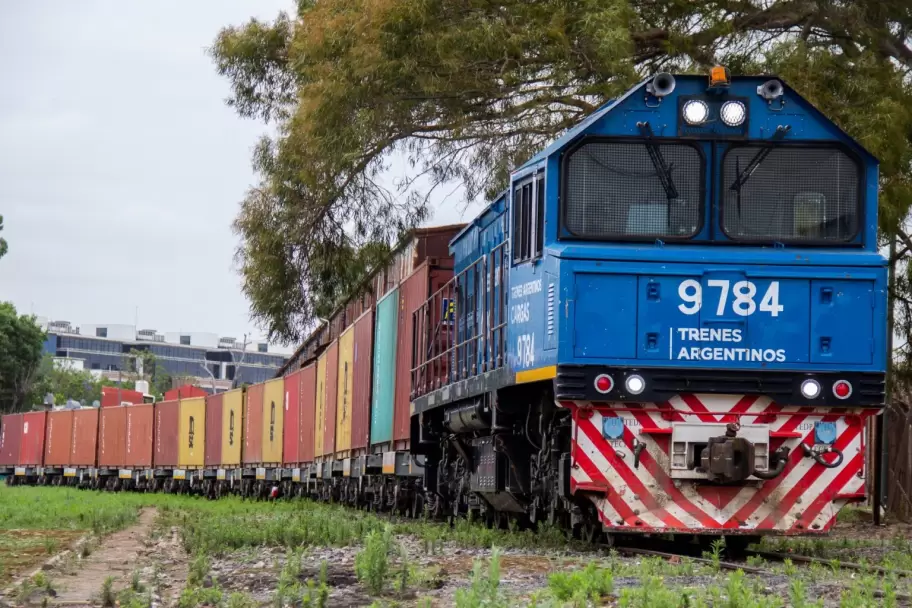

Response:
(682, 100), (709, 125)
(720, 101), (746, 126)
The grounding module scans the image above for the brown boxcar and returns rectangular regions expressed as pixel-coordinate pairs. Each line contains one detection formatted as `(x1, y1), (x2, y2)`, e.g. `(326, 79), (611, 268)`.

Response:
(0, 414), (23, 466)
(351, 309), (374, 452)
(20, 412), (47, 466)
(154, 400), (180, 468)
(322, 341), (339, 457)
(299, 364), (317, 464)
(283, 369), (302, 465)
(71, 408), (99, 467)
(243, 383), (264, 465)
(125, 404), (154, 468)
(205, 393), (223, 467)
(394, 263), (453, 442)
(98, 407), (126, 468)
(44, 410), (73, 467)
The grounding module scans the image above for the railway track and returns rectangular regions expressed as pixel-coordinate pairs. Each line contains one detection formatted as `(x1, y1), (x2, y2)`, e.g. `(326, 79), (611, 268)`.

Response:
(610, 542), (912, 602)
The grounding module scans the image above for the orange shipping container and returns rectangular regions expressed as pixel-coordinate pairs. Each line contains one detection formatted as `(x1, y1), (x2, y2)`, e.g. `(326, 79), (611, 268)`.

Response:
(315, 354), (327, 456)
(20, 412), (47, 466)
(71, 408), (99, 467)
(261, 378), (284, 464)
(394, 263), (453, 442)
(125, 404), (154, 468)
(322, 342), (339, 457)
(205, 393), (223, 467)
(299, 365), (317, 464)
(335, 327), (354, 455)
(244, 384), (264, 465)
(154, 401), (180, 468)
(44, 410), (73, 466)
(283, 369), (303, 465)
(98, 407), (126, 467)
(0, 414), (23, 466)
(351, 310), (374, 452)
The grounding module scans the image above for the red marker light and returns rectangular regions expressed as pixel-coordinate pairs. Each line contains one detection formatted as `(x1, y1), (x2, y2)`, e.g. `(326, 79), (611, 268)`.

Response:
(833, 381), (852, 399)
(595, 375), (614, 394)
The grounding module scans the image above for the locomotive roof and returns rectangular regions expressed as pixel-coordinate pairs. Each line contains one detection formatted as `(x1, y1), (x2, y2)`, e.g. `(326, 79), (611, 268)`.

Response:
(513, 74), (876, 176)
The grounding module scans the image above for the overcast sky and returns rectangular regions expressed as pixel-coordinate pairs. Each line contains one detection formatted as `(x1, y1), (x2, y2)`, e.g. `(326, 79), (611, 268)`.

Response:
(0, 2), (481, 353)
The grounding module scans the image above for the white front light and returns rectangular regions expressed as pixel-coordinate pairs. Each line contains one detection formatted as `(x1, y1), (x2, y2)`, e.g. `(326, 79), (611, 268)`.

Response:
(682, 100), (709, 125)
(720, 101), (746, 126)
(800, 379), (821, 399)
(626, 375), (646, 395)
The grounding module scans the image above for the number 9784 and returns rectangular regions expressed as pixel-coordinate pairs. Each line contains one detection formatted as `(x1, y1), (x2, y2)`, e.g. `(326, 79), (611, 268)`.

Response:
(677, 279), (783, 317)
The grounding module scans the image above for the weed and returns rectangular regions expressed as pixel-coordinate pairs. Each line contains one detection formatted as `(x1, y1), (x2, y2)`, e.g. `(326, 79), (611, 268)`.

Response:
(131, 569), (145, 593)
(355, 525), (395, 595)
(548, 562), (614, 605)
(618, 575), (686, 608)
(789, 578), (807, 608)
(226, 591), (260, 608)
(746, 554), (766, 568)
(187, 552), (210, 587)
(454, 548), (509, 608)
(43, 535), (58, 555)
(702, 538), (725, 571)
(301, 579), (330, 608)
(178, 585), (223, 608)
(100, 576), (116, 608)
(782, 558), (798, 577)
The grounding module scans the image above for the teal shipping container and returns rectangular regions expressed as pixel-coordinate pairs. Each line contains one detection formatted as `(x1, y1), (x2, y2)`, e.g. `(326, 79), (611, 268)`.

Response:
(370, 287), (399, 445)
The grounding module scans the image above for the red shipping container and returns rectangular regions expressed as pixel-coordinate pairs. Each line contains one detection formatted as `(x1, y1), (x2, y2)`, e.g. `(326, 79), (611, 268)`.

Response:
(351, 309), (374, 452)
(323, 342), (339, 456)
(98, 407), (126, 467)
(299, 364), (317, 464)
(283, 370), (303, 465)
(0, 414), (23, 466)
(205, 393), (223, 467)
(125, 404), (154, 468)
(71, 408), (99, 467)
(244, 384), (264, 465)
(44, 410), (74, 466)
(395, 263), (453, 442)
(165, 385), (207, 401)
(154, 400), (180, 467)
(19, 412), (47, 466)
(101, 386), (145, 407)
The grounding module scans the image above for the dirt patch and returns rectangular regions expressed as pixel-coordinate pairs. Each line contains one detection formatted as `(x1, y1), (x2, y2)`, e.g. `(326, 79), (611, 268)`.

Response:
(12, 507), (191, 608)
(0, 530), (84, 587)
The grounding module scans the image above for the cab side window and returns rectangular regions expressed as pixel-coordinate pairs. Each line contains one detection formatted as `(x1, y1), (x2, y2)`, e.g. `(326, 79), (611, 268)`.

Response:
(512, 173), (545, 263)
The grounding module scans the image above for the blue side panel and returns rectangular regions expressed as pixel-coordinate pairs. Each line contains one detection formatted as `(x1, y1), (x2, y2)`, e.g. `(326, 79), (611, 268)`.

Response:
(810, 280), (874, 364)
(43, 334), (57, 355)
(573, 274), (637, 358)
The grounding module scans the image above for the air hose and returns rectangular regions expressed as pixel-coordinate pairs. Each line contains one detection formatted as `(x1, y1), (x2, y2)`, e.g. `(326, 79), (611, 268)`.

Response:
(802, 443), (844, 468)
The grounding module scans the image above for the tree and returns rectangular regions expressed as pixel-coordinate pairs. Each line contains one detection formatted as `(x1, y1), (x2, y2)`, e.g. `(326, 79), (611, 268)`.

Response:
(213, 1), (912, 344)
(28, 355), (104, 407)
(0, 303), (47, 412)
(0, 215), (8, 261)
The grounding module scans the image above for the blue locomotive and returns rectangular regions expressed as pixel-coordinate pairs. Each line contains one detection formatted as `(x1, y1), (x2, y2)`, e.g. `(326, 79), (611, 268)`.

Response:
(411, 67), (886, 542)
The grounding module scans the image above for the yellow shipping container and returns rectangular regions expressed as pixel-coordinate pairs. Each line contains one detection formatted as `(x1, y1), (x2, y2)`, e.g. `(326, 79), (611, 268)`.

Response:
(221, 388), (243, 467)
(315, 352), (327, 456)
(335, 326), (354, 455)
(178, 397), (206, 468)
(262, 378), (284, 464)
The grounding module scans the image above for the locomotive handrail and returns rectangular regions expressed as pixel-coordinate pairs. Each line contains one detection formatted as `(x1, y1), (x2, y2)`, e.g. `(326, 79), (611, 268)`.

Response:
(411, 241), (508, 398)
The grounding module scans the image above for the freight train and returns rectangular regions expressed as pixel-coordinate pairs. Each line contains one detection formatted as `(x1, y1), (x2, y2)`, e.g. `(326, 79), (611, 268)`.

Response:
(0, 68), (887, 549)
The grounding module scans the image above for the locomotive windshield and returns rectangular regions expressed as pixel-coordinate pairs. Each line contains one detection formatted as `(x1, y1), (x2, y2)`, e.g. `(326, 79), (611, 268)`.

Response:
(722, 145), (860, 242)
(563, 141), (703, 239)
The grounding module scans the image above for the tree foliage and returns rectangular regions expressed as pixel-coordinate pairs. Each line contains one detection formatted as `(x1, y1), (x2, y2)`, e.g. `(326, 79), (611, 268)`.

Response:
(0, 303), (47, 413)
(213, 0), (912, 344)
(0, 215), (8, 261)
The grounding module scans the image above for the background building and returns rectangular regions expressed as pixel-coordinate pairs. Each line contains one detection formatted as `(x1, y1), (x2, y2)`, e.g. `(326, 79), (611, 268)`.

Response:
(39, 320), (286, 392)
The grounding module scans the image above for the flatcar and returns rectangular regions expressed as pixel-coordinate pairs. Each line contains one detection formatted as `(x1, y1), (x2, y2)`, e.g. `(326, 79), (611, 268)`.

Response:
(0, 68), (887, 550)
